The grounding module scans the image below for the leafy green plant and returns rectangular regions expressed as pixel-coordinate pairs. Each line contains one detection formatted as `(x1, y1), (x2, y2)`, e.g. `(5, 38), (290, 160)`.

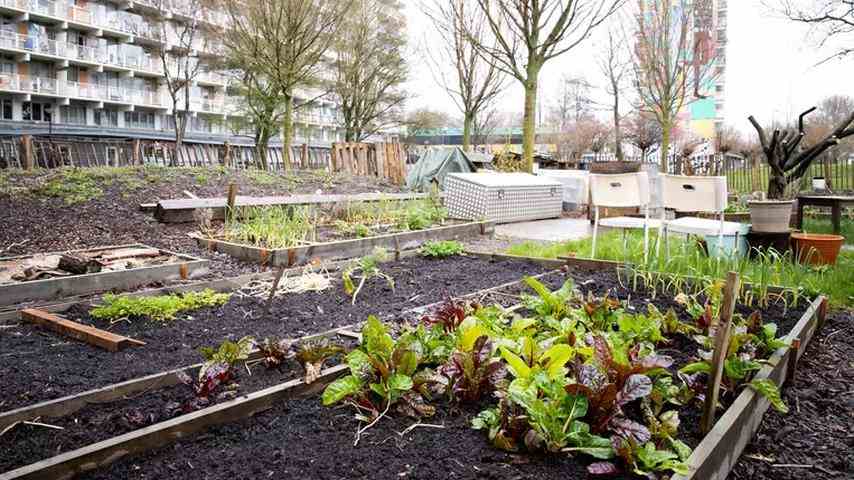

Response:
(175, 336), (254, 413)
(295, 339), (346, 383)
(321, 316), (433, 419)
(439, 335), (506, 403)
(90, 289), (231, 323)
(342, 248), (395, 304)
(419, 240), (465, 258)
(522, 277), (578, 321)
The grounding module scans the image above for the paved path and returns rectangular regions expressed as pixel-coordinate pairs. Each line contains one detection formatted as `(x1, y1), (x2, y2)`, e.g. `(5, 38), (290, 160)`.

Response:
(494, 218), (592, 243)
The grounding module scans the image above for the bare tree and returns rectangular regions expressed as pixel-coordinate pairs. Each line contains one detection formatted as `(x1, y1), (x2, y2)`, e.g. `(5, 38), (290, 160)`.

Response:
(624, 112), (662, 162)
(472, 107), (500, 149)
(597, 27), (631, 161)
(749, 107), (854, 199)
(774, 1), (854, 62)
(225, 0), (351, 170)
(632, 0), (719, 172)
(149, 0), (215, 161)
(334, 0), (408, 142)
(467, 0), (625, 172)
(716, 124), (741, 156)
(425, 0), (508, 152)
(549, 74), (595, 131)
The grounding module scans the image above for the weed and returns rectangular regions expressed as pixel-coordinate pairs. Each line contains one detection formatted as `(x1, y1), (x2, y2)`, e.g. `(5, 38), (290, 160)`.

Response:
(419, 240), (465, 258)
(90, 289), (231, 323)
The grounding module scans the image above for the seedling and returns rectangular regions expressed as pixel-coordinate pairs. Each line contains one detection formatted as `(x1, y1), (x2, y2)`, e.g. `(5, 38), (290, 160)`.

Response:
(342, 248), (395, 304)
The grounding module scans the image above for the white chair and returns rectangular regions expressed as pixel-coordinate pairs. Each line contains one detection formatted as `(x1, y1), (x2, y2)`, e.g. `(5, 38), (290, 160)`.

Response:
(590, 172), (662, 263)
(660, 175), (745, 257)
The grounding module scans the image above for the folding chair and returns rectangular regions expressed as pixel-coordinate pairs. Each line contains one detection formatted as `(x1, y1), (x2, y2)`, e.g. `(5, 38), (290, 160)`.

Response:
(660, 175), (745, 257)
(590, 172), (661, 263)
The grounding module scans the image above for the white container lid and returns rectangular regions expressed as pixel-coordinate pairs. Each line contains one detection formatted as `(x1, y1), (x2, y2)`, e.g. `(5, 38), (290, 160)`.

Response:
(447, 172), (563, 188)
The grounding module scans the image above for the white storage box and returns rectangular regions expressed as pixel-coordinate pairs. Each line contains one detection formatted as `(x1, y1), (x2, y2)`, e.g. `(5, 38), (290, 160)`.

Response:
(445, 172), (563, 224)
(537, 169), (590, 209)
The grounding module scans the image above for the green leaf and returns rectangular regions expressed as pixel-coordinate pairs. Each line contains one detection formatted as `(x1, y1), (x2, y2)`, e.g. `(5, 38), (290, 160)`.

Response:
(500, 347), (531, 379)
(749, 379), (789, 413)
(542, 344), (574, 378)
(322, 375), (363, 405)
(668, 438), (693, 461)
(511, 317), (538, 332)
(346, 349), (373, 378)
(724, 357), (761, 380)
(363, 315), (394, 359)
(459, 324), (487, 352)
(679, 361), (711, 374)
(388, 373), (414, 393)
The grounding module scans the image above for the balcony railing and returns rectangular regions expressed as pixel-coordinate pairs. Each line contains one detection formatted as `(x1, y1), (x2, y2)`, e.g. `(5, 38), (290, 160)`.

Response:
(0, 73), (60, 95)
(0, 73), (170, 107)
(0, 30), (62, 57)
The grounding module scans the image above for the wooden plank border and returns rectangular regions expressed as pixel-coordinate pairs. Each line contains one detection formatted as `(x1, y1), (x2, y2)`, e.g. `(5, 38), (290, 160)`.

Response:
(0, 364), (348, 480)
(0, 244), (209, 307)
(672, 295), (827, 480)
(194, 220), (496, 267)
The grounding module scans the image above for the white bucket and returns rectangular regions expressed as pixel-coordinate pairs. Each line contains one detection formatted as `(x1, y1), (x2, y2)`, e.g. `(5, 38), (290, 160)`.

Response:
(812, 177), (827, 191)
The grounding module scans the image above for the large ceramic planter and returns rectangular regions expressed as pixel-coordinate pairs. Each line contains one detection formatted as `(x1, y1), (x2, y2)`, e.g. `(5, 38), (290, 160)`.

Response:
(748, 200), (794, 233)
(791, 233), (845, 266)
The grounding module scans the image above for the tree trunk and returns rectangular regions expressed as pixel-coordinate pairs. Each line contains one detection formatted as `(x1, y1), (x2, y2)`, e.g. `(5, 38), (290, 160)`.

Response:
(522, 64), (541, 173)
(462, 113), (473, 152)
(613, 96), (623, 162)
(256, 128), (271, 170)
(282, 93), (294, 171)
(660, 116), (672, 173)
(767, 173), (787, 200)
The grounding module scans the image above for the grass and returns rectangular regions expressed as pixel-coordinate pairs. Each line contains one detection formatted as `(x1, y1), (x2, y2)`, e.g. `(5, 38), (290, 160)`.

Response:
(90, 289), (231, 323)
(726, 162), (854, 195)
(32, 167), (145, 205)
(506, 230), (854, 308)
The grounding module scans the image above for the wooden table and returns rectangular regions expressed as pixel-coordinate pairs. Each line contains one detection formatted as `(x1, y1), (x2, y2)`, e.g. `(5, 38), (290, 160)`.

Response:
(796, 195), (854, 234)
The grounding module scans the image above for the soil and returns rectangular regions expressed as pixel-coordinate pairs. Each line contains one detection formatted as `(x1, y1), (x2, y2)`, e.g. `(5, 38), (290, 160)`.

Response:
(0, 255), (551, 411)
(0, 168), (405, 280)
(23, 267), (811, 480)
(730, 311), (854, 480)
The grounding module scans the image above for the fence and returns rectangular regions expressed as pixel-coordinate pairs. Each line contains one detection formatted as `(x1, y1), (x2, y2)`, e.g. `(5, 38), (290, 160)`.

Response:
(0, 135), (332, 172)
(0, 136), (409, 185)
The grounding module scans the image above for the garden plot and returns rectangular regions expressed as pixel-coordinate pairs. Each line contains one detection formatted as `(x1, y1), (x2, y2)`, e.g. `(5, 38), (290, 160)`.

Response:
(0, 245), (209, 307)
(192, 197), (493, 266)
(0, 262), (822, 480)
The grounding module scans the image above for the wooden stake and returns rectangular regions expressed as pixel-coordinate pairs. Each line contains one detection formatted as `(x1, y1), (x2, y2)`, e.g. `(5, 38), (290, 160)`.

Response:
(264, 267), (287, 315)
(226, 183), (237, 223)
(701, 271), (740, 435)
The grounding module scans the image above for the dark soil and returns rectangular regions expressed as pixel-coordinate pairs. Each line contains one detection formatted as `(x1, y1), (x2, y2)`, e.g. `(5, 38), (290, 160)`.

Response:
(0, 167), (404, 280)
(47, 267), (811, 480)
(730, 311), (854, 480)
(0, 255), (551, 411)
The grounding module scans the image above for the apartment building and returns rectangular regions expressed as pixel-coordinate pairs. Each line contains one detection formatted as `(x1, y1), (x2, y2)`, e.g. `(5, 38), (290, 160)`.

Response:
(0, 0), (345, 148)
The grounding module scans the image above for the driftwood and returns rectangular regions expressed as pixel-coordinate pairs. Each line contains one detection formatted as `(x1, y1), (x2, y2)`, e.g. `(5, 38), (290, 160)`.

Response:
(58, 254), (102, 275)
(748, 108), (854, 199)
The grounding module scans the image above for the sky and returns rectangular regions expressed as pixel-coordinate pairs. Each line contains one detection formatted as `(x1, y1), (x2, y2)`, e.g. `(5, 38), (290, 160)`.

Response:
(402, 1), (854, 135)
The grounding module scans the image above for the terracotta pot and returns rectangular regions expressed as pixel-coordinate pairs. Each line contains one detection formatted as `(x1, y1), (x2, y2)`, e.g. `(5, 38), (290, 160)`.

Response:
(749, 200), (794, 233)
(791, 233), (845, 266)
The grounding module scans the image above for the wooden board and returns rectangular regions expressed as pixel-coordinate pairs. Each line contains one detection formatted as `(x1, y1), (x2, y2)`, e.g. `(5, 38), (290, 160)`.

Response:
(0, 244), (209, 307)
(195, 220), (495, 267)
(673, 295), (827, 480)
(0, 364), (348, 480)
(154, 192), (440, 223)
(20, 309), (145, 352)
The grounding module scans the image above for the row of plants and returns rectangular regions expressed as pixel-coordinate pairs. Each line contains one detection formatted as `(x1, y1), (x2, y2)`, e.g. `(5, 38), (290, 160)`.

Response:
(90, 289), (231, 323)
(321, 276), (790, 477)
(211, 195), (449, 249)
(506, 230), (854, 308)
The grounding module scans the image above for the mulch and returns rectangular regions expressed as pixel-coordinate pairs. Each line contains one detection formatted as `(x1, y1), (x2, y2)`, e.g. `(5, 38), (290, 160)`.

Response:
(730, 310), (854, 480)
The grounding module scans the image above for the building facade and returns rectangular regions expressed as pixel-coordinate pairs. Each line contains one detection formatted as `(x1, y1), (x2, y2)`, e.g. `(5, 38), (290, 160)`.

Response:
(0, 0), (345, 148)
(685, 0), (727, 141)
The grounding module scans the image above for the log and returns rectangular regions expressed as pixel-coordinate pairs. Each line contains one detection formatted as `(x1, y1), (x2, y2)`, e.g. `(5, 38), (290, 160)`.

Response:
(58, 254), (102, 275)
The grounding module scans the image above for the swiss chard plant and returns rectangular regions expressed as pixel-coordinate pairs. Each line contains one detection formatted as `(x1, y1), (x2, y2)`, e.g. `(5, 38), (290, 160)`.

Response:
(174, 336), (254, 413)
(439, 334), (507, 403)
(295, 339), (346, 384)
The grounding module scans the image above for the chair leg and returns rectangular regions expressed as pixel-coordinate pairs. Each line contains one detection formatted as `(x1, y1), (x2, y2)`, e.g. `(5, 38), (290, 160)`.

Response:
(663, 227), (669, 261)
(592, 208), (599, 259)
(643, 225), (649, 264)
(622, 228), (628, 263)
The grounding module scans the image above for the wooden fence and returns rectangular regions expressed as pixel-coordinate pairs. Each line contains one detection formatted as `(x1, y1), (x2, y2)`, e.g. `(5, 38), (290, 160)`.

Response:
(330, 142), (406, 185)
(0, 135), (332, 172)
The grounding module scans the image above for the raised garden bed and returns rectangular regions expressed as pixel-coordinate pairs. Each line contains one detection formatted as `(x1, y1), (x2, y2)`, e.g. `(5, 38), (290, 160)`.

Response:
(193, 220), (494, 267)
(0, 255), (552, 411)
(1, 258), (824, 480)
(0, 244), (209, 307)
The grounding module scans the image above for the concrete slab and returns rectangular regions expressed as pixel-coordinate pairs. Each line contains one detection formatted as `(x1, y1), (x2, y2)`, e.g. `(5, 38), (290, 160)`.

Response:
(495, 218), (592, 242)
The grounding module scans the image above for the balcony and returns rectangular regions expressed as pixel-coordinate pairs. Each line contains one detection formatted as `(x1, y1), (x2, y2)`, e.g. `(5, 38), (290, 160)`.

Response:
(0, 30), (63, 58)
(190, 97), (225, 113)
(0, 73), (167, 107)
(0, 73), (60, 95)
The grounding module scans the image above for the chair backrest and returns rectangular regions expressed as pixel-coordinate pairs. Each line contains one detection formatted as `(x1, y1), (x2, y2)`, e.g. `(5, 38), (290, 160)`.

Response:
(589, 172), (650, 208)
(661, 174), (727, 213)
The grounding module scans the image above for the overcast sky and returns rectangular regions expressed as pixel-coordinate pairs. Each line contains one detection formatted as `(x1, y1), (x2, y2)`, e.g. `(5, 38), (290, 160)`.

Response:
(403, 1), (854, 134)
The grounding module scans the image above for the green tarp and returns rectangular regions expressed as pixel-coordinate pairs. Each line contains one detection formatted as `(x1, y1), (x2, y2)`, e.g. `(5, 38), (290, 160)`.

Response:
(406, 147), (478, 191)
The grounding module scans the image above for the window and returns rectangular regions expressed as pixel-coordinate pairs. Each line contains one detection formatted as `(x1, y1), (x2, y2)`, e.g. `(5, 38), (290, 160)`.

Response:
(94, 108), (118, 127)
(123, 110), (154, 129)
(22, 102), (52, 122)
(0, 98), (11, 120)
(61, 105), (86, 124)
(67, 66), (81, 83)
